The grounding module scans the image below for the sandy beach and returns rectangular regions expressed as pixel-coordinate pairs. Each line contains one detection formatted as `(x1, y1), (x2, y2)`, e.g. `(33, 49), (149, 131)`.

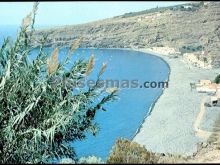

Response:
(133, 48), (220, 156)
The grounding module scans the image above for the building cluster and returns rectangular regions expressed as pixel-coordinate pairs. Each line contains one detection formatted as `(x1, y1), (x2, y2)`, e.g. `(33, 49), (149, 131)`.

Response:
(195, 79), (220, 106)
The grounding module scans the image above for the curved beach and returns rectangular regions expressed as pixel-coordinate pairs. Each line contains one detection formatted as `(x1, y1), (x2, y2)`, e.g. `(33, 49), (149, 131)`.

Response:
(133, 48), (220, 156)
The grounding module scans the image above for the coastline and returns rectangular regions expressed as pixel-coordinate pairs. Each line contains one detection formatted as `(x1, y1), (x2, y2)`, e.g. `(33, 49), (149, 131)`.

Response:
(132, 48), (220, 156)
(132, 88), (168, 140)
(131, 61), (171, 140)
(97, 47), (172, 141)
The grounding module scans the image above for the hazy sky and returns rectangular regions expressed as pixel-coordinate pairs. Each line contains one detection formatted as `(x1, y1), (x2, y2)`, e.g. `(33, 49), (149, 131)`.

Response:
(0, 1), (186, 27)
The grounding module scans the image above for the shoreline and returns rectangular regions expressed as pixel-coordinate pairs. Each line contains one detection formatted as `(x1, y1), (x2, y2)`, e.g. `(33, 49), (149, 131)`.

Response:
(96, 47), (172, 141)
(131, 87), (168, 140)
(131, 48), (220, 156)
(95, 47), (172, 141)
(131, 69), (171, 140)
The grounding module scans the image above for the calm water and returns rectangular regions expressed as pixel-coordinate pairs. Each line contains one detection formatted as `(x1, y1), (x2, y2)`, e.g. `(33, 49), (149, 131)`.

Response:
(69, 48), (169, 160)
(0, 26), (170, 161)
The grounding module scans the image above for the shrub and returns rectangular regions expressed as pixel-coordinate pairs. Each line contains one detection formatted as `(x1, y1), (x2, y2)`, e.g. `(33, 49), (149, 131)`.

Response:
(107, 139), (187, 164)
(203, 57), (208, 63)
(59, 158), (75, 164)
(0, 3), (117, 164)
(106, 138), (159, 164)
(78, 156), (104, 164)
(214, 74), (220, 84)
(179, 45), (203, 54)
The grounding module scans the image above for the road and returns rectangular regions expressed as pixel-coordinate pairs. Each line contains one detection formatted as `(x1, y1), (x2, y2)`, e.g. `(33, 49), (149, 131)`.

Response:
(194, 98), (212, 139)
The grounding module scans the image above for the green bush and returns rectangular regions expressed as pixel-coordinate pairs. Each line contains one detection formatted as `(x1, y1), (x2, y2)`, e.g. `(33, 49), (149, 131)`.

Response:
(214, 74), (220, 84)
(107, 138), (159, 164)
(107, 139), (187, 163)
(179, 45), (203, 54)
(0, 3), (117, 163)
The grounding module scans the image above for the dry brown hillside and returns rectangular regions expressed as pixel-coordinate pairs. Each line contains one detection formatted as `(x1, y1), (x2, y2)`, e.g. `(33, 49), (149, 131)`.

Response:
(32, 1), (220, 67)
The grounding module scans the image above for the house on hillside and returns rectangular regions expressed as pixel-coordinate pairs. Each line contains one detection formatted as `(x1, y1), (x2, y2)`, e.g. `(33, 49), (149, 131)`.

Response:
(209, 90), (220, 106)
(196, 84), (218, 94)
(203, 89), (220, 107)
(196, 80), (220, 94)
(195, 79), (220, 107)
(182, 5), (192, 9)
(196, 79), (212, 86)
(210, 96), (220, 106)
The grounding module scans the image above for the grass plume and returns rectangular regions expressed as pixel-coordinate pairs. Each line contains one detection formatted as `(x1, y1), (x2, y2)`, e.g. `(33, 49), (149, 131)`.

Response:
(47, 48), (59, 75)
(22, 12), (32, 28)
(99, 62), (107, 77)
(0, 3), (117, 164)
(70, 38), (81, 53)
(85, 54), (95, 76)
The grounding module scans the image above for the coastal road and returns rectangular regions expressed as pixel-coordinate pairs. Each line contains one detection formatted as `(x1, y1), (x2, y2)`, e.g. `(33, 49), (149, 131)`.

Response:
(194, 98), (212, 139)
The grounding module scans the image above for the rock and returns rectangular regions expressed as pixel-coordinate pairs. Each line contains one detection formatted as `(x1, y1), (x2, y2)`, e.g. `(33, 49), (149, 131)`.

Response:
(202, 142), (208, 148)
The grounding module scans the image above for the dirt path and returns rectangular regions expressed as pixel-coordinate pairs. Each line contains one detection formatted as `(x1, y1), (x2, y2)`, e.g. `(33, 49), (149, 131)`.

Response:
(194, 98), (212, 139)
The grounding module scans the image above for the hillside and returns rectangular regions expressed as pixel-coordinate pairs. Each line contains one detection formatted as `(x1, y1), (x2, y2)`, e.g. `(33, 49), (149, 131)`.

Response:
(32, 2), (220, 67)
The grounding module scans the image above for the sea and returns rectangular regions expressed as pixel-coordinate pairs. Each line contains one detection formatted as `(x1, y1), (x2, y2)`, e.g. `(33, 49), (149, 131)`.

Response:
(0, 25), (170, 161)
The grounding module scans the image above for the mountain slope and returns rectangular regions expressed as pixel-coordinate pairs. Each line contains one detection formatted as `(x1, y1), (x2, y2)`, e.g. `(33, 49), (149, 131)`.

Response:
(32, 2), (220, 67)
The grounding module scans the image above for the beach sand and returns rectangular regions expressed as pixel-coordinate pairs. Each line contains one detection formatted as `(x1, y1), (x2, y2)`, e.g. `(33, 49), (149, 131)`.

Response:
(133, 48), (220, 156)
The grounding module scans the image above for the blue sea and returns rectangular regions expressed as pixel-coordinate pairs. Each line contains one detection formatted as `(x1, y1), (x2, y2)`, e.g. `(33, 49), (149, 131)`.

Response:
(0, 26), (169, 161)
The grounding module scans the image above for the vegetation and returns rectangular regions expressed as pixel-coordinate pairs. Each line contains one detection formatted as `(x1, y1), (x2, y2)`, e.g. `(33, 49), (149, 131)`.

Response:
(214, 74), (220, 84)
(0, 3), (117, 164)
(59, 155), (104, 164)
(107, 138), (187, 164)
(119, 2), (203, 18)
(121, 6), (169, 18)
(107, 138), (159, 164)
(78, 156), (104, 164)
(179, 45), (203, 54)
(170, 2), (203, 12)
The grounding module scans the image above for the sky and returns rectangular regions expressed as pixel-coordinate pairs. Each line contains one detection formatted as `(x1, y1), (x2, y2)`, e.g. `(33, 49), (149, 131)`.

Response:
(0, 1), (187, 27)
